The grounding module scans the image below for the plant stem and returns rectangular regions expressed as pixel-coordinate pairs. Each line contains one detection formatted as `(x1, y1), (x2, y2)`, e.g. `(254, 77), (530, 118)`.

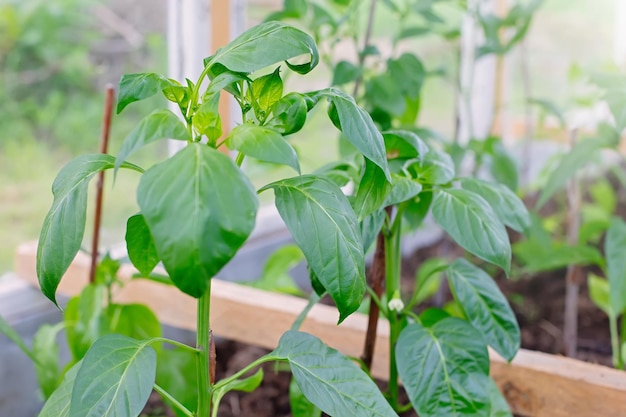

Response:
(154, 384), (194, 417)
(197, 282), (213, 416)
(352, 0), (378, 98)
(385, 211), (402, 411)
(563, 130), (581, 358)
(89, 84), (115, 284)
(610, 315), (623, 369)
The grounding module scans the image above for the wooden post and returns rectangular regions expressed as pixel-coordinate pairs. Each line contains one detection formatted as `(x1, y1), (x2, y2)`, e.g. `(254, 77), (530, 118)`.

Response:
(211, 0), (231, 140)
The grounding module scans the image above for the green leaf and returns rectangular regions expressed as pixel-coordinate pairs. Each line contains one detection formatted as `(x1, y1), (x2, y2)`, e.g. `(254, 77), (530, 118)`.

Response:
(261, 176), (365, 322)
(360, 210), (385, 253)
(192, 98), (222, 142)
(106, 304), (162, 341)
(290, 376), (322, 417)
(268, 92), (308, 135)
(460, 178), (530, 233)
(537, 136), (617, 208)
(383, 130), (429, 161)
(529, 98), (566, 127)
(411, 258), (447, 307)
(213, 369), (264, 407)
(365, 73), (406, 116)
(487, 378), (513, 417)
(209, 21), (319, 74)
(332, 60), (360, 86)
(606, 217), (626, 314)
(448, 259), (520, 361)
(433, 188), (511, 274)
(65, 284), (107, 361)
(117, 72), (172, 113)
(396, 318), (491, 417)
(115, 109), (191, 172)
(138, 143), (258, 297)
(384, 175), (423, 207)
(33, 324), (63, 399)
(69, 335), (156, 417)
(403, 190), (433, 229)
(317, 88), (391, 181)
(513, 242), (604, 272)
(353, 159), (392, 221)
(38, 360), (82, 417)
(591, 73), (626, 132)
(0, 314), (36, 362)
(226, 124), (300, 173)
(387, 53), (425, 96)
(487, 139), (519, 191)
(156, 348), (198, 417)
(248, 67), (283, 121)
(274, 331), (399, 417)
(588, 274), (612, 317)
(37, 154), (143, 305)
(246, 245), (304, 296)
(416, 150), (455, 184)
(126, 214), (160, 277)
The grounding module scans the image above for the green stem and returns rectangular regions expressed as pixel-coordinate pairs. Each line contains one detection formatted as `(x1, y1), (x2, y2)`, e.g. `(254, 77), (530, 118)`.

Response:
(235, 152), (245, 167)
(385, 211), (403, 411)
(147, 337), (200, 354)
(154, 384), (194, 417)
(213, 355), (279, 391)
(197, 283), (212, 417)
(610, 315), (623, 369)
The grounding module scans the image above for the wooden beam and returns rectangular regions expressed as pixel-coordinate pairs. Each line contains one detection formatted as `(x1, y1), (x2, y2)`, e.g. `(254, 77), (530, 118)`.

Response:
(211, 0), (231, 140)
(15, 241), (626, 417)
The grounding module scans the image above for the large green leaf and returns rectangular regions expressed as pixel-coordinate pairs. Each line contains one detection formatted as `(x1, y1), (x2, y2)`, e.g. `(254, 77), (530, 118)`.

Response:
(117, 73), (173, 113)
(448, 259), (520, 361)
(396, 319), (491, 417)
(353, 159), (392, 221)
(317, 88), (391, 181)
(290, 376), (322, 417)
(38, 360), (82, 417)
(37, 154), (143, 305)
(226, 124), (300, 173)
(69, 335), (156, 417)
(606, 217), (626, 314)
(208, 21), (319, 74)
(261, 175), (365, 322)
(138, 143), (258, 297)
(460, 178), (530, 233)
(33, 323), (63, 399)
(365, 73), (406, 116)
(115, 109), (191, 172)
(433, 188), (511, 274)
(274, 331), (399, 417)
(537, 136), (617, 209)
(125, 214), (160, 277)
(106, 304), (162, 341)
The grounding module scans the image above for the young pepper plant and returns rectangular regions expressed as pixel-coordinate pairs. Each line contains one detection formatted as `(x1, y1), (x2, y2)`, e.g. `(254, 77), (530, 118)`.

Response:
(35, 21), (401, 417)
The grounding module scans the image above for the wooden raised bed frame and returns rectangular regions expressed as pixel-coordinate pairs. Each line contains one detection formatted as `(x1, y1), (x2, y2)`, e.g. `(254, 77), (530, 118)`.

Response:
(15, 241), (626, 417)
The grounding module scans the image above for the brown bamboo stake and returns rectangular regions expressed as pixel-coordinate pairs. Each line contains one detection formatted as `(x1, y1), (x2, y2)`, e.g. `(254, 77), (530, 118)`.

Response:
(88, 84), (115, 284)
(563, 129), (581, 358)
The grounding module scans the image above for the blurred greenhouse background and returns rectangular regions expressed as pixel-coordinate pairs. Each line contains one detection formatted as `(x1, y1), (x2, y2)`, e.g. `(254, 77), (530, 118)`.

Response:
(0, 0), (622, 275)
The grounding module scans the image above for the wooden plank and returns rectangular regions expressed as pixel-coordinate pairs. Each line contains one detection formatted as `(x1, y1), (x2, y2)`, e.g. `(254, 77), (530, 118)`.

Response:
(15, 241), (626, 417)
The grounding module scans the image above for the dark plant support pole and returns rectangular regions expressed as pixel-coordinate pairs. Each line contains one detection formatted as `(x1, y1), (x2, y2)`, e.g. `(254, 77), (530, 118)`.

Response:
(89, 84), (115, 283)
(563, 130), (581, 358)
(361, 215), (388, 369)
(352, 0), (377, 97)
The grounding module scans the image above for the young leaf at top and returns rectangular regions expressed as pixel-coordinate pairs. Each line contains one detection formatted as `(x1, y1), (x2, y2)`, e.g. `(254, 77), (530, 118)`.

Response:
(460, 178), (530, 233)
(37, 154), (143, 305)
(117, 72), (173, 113)
(138, 143), (258, 298)
(260, 175), (365, 322)
(247, 67), (283, 122)
(267, 92), (308, 135)
(208, 21), (319, 75)
(317, 88), (391, 181)
(226, 124), (300, 173)
(273, 331), (399, 417)
(126, 213), (160, 277)
(448, 259), (520, 361)
(69, 335), (156, 417)
(115, 109), (191, 173)
(606, 217), (626, 314)
(433, 188), (511, 274)
(396, 318), (491, 417)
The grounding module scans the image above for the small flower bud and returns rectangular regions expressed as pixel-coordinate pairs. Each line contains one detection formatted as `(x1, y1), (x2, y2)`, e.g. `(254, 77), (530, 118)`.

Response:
(388, 297), (404, 313)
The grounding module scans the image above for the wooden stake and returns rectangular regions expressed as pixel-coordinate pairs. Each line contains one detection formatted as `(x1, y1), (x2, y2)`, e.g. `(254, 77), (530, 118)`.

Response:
(89, 85), (115, 283)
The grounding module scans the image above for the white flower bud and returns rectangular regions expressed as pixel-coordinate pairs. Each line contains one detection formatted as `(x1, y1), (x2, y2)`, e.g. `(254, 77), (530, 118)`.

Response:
(388, 297), (404, 313)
